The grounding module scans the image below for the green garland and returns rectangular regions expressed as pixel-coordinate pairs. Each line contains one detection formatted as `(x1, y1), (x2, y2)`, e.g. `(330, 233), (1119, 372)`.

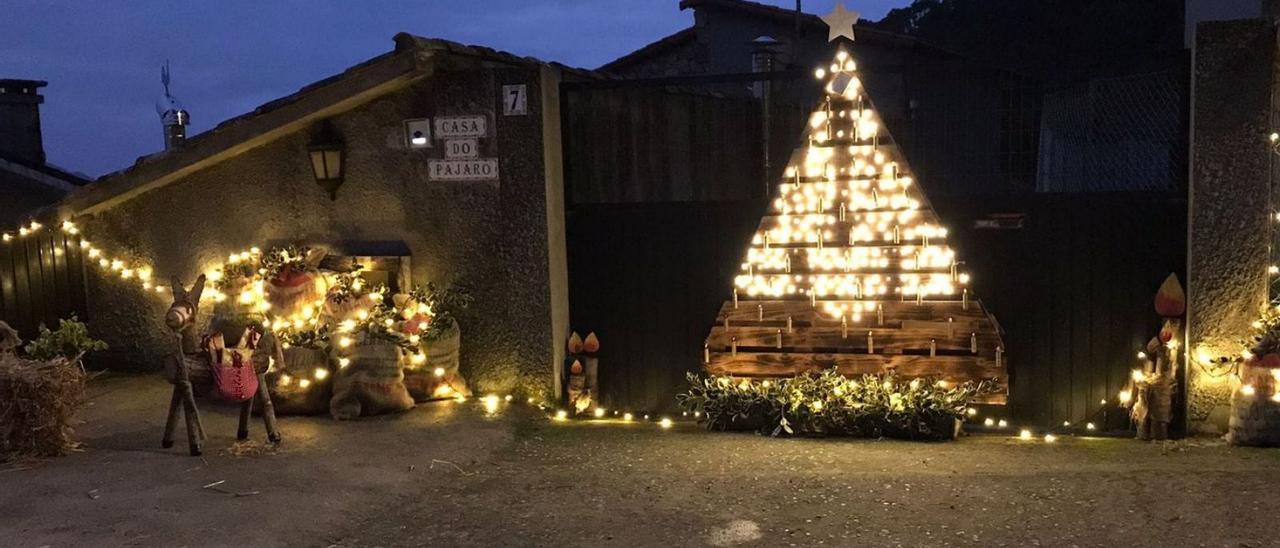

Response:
(259, 245), (313, 280)
(678, 370), (995, 440)
(409, 282), (473, 341)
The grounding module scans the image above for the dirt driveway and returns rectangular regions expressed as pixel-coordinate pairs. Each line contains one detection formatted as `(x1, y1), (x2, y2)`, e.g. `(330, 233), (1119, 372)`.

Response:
(4, 375), (1279, 547)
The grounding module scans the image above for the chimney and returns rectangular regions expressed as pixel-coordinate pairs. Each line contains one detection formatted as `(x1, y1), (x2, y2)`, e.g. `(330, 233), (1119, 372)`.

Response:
(0, 79), (48, 165)
(157, 62), (189, 150)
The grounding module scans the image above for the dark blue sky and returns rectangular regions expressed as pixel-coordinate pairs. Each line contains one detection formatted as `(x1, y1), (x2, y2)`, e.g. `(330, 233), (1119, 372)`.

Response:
(1, 1), (904, 178)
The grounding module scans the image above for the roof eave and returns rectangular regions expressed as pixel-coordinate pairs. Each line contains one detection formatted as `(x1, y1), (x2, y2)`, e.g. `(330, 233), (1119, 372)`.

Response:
(63, 47), (433, 218)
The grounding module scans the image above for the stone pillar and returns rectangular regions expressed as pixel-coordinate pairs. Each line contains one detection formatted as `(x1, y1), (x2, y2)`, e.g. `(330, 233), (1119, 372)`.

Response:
(539, 65), (570, 400)
(1187, 19), (1278, 434)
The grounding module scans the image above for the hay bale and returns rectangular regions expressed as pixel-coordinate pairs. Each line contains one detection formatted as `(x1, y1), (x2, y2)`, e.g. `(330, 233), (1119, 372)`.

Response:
(0, 353), (88, 461)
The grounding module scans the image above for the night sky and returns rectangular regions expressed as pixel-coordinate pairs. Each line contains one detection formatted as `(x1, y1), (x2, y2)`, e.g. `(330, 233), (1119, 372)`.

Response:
(1, 1), (904, 178)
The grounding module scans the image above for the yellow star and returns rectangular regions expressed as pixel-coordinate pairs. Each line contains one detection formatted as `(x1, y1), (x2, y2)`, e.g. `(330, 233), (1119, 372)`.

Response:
(821, 3), (861, 42)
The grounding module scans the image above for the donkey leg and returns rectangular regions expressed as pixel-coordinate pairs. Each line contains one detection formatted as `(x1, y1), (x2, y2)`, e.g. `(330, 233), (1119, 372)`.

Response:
(161, 385), (182, 449)
(255, 372), (282, 444)
(179, 380), (204, 456)
(237, 397), (253, 441)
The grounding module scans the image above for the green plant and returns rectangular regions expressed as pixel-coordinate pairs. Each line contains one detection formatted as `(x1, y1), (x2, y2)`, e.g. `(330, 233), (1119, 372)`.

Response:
(678, 370), (995, 441)
(23, 315), (108, 362)
(411, 282), (473, 341)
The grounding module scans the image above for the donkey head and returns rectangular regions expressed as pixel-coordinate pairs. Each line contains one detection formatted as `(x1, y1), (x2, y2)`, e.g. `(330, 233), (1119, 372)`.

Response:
(166, 275), (207, 334)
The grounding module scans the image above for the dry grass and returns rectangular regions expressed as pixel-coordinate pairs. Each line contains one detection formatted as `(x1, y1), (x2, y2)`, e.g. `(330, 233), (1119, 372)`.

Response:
(0, 352), (88, 461)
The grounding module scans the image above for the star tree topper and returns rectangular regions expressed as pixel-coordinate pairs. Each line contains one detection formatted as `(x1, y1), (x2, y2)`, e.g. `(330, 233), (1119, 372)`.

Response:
(821, 3), (860, 42)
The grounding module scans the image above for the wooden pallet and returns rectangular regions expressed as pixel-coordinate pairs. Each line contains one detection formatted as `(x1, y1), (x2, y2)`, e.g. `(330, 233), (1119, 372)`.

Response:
(701, 53), (1008, 404)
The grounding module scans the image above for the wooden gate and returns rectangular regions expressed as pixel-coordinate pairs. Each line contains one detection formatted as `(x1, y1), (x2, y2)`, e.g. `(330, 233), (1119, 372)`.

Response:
(0, 229), (90, 341)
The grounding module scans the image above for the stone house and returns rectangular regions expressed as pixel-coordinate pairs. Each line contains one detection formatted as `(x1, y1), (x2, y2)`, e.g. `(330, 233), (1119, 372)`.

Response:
(0, 79), (88, 225)
(54, 35), (583, 398)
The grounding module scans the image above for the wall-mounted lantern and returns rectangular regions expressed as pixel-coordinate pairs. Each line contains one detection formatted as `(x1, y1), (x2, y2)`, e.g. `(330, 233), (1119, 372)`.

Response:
(308, 120), (346, 200)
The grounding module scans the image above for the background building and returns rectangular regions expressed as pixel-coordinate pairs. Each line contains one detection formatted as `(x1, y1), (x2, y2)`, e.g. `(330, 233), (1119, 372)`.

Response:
(0, 79), (87, 225)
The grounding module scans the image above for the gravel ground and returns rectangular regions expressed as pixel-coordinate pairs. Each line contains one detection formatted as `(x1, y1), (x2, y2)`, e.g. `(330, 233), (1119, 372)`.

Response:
(4, 375), (1280, 547)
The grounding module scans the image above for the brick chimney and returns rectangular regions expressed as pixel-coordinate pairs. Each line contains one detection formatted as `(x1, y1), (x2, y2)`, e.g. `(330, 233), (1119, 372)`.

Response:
(0, 79), (47, 165)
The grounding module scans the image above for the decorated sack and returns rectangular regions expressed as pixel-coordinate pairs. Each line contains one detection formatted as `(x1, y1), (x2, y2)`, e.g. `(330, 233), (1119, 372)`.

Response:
(1227, 296), (1280, 447)
(330, 342), (414, 420)
(266, 345), (333, 416)
(264, 247), (328, 318)
(204, 332), (261, 403)
(396, 286), (472, 401)
(404, 318), (470, 401)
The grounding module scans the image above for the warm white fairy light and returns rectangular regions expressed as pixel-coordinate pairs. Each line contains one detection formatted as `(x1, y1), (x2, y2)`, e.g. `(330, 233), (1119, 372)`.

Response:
(737, 49), (974, 306)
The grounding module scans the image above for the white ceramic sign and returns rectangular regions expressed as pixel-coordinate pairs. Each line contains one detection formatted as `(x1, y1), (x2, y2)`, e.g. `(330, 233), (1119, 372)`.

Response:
(428, 158), (499, 181)
(434, 115), (487, 139)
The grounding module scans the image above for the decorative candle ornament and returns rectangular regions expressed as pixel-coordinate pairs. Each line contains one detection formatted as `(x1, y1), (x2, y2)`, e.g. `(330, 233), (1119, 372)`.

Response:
(817, 232), (824, 250)
(704, 343), (710, 364)
(785, 254), (792, 273)
(842, 315), (849, 339)
(996, 346), (1004, 368)
(776, 329), (783, 349)
(877, 303), (884, 326)
(733, 288), (739, 309)
(794, 170), (802, 188)
(916, 289), (924, 306)
(786, 316), (794, 333)
(970, 332), (978, 354)
(922, 233), (929, 247)
(763, 233), (770, 249)
(893, 225), (901, 244)
(839, 203), (846, 222)
(930, 339), (937, 357)
(731, 337), (738, 356)
(962, 288), (970, 310)
(872, 188), (880, 207)
(867, 331), (875, 354)
(947, 317), (954, 338)
(724, 316), (730, 329)
(951, 261), (958, 281)
(810, 292), (817, 308)
(757, 304), (764, 321)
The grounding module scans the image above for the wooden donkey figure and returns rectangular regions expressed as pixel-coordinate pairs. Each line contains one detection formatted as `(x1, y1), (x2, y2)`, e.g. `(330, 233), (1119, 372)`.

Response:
(162, 275), (283, 456)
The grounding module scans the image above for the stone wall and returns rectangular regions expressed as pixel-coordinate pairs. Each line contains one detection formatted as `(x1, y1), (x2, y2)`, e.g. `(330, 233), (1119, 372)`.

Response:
(79, 60), (565, 399)
(1187, 19), (1277, 433)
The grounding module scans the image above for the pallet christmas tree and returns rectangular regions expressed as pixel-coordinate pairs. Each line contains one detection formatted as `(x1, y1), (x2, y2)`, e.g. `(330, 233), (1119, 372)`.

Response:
(702, 8), (1008, 403)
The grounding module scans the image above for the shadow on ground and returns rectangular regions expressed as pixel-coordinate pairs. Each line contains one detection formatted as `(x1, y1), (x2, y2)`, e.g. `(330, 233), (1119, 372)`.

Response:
(3, 375), (1279, 547)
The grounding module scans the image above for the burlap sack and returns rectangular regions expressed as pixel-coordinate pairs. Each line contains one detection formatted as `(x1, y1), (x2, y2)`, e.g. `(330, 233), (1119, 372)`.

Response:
(404, 320), (471, 401)
(330, 342), (414, 420)
(265, 346), (332, 416)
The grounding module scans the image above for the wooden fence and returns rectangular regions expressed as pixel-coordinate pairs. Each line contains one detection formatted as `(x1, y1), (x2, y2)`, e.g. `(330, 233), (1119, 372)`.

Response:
(0, 230), (90, 341)
(566, 192), (1187, 429)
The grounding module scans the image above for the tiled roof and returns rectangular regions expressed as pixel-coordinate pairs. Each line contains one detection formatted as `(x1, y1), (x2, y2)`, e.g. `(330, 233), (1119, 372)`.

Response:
(59, 34), (600, 216)
(599, 27), (698, 73)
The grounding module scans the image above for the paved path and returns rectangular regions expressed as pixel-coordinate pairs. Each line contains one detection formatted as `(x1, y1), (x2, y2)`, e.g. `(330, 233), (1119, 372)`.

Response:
(4, 375), (1280, 547)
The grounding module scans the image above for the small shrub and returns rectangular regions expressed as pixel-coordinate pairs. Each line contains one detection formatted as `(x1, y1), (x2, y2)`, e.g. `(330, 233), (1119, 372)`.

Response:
(23, 315), (108, 361)
(678, 370), (995, 441)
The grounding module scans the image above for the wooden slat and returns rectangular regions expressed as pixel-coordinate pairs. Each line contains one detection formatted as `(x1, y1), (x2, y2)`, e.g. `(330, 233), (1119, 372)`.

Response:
(706, 325), (999, 355)
(747, 266), (954, 276)
(716, 299), (992, 324)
